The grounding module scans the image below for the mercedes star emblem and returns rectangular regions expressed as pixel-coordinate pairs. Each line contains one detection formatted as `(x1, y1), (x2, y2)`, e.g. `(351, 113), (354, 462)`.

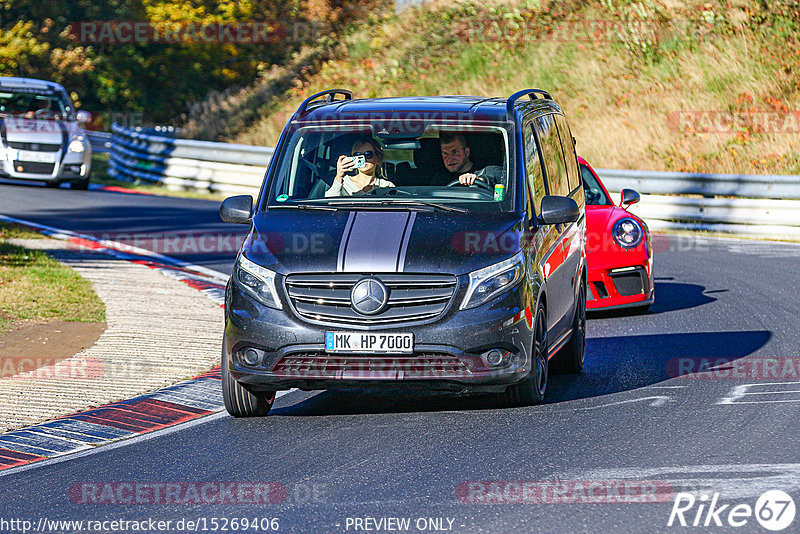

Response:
(350, 278), (388, 315)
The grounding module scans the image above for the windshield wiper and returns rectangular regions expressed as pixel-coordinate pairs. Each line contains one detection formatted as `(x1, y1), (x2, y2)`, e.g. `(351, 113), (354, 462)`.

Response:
(268, 203), (339, 211)
(381, 199), (467, 213)
(327, 199), (467, 213)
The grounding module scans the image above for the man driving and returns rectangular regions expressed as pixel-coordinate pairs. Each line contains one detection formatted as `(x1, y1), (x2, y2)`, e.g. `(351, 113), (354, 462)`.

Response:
(435, 133), (503, 187)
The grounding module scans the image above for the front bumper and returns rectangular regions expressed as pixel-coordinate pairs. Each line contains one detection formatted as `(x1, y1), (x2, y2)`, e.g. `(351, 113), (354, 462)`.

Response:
(224, 277), (535, 392)
(587, 256), (654, 310)
(0, 148), (91, 183)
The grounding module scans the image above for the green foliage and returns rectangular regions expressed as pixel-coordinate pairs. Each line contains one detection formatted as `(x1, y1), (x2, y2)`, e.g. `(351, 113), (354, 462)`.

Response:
(0, 0), (381, 124)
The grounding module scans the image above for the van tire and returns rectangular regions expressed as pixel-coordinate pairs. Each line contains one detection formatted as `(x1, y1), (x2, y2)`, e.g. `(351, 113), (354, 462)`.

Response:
(498, 302), (548, 407)
(222, 349), (275, 417)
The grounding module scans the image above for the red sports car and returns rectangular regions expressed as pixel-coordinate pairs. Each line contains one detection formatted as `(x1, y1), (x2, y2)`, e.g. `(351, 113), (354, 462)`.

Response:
(580, 157), (654, 311)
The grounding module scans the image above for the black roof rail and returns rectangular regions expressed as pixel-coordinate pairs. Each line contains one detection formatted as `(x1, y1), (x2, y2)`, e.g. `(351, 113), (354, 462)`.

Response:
(506, 89), (552, 115)
(295, 89), (354, 117)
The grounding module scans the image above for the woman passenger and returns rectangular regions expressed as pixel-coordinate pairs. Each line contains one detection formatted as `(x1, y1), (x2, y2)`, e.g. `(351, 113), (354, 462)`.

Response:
(325, 137), (395, 196)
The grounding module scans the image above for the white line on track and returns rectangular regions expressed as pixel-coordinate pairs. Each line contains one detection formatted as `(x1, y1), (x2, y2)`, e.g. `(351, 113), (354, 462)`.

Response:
(577, 396), (673, 410)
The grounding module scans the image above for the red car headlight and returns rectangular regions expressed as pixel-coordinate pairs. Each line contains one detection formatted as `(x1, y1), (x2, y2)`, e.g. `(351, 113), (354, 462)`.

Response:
(612, 217), (643, 248)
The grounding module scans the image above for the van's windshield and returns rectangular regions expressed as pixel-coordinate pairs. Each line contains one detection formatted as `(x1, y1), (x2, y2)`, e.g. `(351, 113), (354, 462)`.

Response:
(265, 122), (515, 212)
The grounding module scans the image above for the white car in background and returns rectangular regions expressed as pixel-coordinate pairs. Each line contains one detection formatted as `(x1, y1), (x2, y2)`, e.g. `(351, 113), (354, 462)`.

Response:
(0, 76), (92, 189)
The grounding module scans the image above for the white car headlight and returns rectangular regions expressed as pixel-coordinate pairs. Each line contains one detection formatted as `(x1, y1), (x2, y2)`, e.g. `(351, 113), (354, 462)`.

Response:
(461, 251), (524, 310)
(68, 137), (86, 153)
(235, 255), (282, 309)
(613, 217), (643, 248)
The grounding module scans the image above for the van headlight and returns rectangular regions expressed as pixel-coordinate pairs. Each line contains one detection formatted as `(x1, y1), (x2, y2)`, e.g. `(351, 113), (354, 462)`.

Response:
(461, 251), (524, 310)
(68, 136), (86, 153)
(612, 217), (643, 248)
(234, 255), (282, 309)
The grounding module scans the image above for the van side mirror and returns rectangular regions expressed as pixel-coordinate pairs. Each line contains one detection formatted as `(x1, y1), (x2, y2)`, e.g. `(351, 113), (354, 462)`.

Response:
(620, 189), (640, 208)
(540, 195), (580, 225)
(220, 195), (253, 224)
(76, 110), (91, 124)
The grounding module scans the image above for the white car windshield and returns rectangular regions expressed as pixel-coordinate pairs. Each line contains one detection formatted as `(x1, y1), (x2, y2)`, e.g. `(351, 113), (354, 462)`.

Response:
(0, 88), (73, 120)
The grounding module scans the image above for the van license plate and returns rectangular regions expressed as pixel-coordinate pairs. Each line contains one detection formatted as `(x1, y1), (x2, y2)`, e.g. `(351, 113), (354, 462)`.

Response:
(326, 332), (413, 354)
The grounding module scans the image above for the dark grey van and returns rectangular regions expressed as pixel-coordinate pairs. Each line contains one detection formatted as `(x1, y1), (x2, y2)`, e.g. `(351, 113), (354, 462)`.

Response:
(220, 89), (586, 416)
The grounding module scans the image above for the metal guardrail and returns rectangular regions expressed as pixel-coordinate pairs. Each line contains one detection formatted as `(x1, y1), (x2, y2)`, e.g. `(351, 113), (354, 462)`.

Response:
(108, 124), (272, 195)
(86, 131), (112, 153)
(596, 169), (800, 239)
(106, 124), (800, 238)
(596, 168), (800, 200)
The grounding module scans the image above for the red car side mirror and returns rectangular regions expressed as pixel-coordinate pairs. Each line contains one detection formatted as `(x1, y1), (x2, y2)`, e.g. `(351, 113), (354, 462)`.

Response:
(620, 189), (640, 208)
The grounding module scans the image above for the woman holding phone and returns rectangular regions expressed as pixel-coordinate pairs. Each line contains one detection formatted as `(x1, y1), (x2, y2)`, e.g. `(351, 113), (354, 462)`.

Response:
(325, 137), (395, 197)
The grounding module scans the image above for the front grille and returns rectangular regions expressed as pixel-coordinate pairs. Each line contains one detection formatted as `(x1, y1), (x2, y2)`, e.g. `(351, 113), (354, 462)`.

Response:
(285, 273), (457, 326)
(610, 271), (646, 296)
(13, 161), (55, 174)
(6, 141), (62, 152)
(272, 352), (471, 379)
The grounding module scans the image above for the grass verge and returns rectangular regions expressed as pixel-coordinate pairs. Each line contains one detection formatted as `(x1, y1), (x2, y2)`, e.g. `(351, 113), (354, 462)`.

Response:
(0, 223), (106, 333)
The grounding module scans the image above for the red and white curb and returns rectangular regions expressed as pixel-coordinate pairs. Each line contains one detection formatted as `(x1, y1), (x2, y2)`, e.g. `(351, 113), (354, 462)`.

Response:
(0, 214), (238, 472)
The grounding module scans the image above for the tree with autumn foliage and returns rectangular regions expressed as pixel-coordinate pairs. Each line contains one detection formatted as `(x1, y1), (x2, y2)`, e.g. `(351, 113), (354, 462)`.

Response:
(0, 0), (385, 124)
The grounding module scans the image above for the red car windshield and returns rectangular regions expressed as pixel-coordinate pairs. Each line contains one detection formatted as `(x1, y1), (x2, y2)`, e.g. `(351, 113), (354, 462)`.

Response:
(580, 164), (612, 206)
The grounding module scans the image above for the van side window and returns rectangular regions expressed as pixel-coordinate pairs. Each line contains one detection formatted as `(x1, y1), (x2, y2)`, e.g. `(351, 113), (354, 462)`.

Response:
(534, 114), (569, 197)
(553, 114), (580, 193)
(523, 121), (545, 215)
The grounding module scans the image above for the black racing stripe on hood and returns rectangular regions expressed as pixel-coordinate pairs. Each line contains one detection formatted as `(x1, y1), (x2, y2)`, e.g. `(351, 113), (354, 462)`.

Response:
(338, 211), (417, 273)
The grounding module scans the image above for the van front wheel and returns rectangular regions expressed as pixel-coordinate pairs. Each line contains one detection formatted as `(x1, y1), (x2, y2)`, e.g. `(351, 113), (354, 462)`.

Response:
(498, 302), (548, 407)
(222, 350), (275, 417)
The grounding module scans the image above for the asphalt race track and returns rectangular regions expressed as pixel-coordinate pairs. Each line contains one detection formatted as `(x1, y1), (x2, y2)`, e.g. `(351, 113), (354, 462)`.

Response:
(2, 182), (800, 533)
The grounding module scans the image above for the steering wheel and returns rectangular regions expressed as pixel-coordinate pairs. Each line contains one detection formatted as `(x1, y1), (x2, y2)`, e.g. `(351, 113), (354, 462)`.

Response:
(33, 109), (54, 119)
(445, 177), (493, 191)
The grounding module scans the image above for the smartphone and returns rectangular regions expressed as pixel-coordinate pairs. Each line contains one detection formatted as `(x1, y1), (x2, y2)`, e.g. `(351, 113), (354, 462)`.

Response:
(351, 155), (366, 169)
